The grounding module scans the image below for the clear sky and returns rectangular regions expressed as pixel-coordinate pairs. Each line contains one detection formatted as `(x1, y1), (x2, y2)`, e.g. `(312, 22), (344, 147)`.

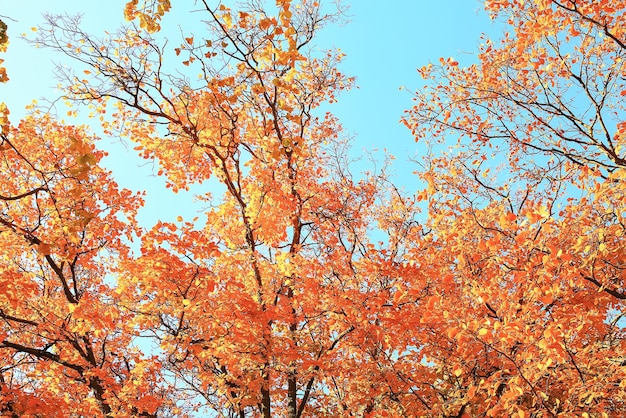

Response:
(0, 1), (495, 224)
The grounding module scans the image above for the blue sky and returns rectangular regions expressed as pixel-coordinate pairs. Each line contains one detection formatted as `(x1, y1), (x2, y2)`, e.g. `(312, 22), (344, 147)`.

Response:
(0, 1), (494, 223)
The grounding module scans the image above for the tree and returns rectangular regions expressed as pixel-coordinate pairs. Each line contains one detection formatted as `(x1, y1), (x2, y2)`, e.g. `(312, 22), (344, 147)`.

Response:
(19, 0), (430, 416)
(1, 15), (173, 417)
(404, 0), (626, 416)
(0, 65), (166, 418)
(1, 0), (625, 417)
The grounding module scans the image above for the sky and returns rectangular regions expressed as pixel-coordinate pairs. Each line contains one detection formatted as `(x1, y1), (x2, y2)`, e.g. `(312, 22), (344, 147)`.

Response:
(0, 0), (495, 225)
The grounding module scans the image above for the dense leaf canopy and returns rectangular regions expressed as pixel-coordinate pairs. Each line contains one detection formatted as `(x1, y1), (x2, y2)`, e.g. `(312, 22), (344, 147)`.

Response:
(0, 0), (624, 417)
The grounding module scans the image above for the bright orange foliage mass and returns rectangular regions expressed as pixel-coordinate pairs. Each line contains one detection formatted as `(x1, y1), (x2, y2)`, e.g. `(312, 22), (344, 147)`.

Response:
(0, 0), (624, 417)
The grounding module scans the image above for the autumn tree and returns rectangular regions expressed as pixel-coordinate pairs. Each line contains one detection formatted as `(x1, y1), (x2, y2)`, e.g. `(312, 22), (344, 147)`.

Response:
(0, 19), (175, 417)
(4, 0), (625, 417)
(404, 0), (626, 416)
(23, 0), (438, 416)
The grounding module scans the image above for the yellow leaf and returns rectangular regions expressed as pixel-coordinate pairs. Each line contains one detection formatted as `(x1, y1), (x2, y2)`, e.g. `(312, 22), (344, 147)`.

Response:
(182, 298), (191, 306)
(223, 13), (232, 28)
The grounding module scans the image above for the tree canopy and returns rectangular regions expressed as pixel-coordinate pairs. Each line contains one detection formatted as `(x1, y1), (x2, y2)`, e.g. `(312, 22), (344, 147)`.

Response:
(0, 0), (624, 417)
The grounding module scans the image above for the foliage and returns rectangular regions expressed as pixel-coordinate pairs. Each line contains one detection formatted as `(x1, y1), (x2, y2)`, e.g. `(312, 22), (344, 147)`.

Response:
(0, 0), (624, 417)
(404, 0), (626, 416)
